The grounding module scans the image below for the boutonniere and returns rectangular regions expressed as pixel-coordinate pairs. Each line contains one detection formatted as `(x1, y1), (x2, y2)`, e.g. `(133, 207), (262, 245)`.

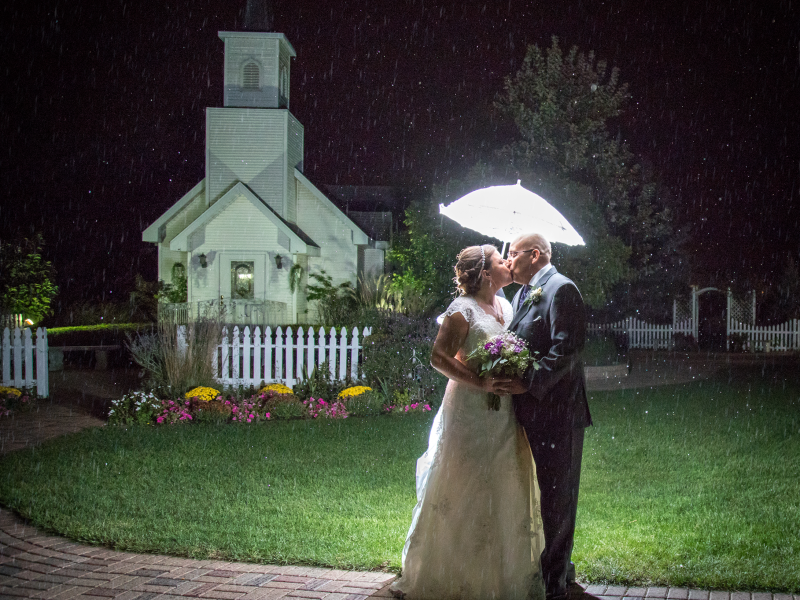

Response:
(523, 287), (543, 308)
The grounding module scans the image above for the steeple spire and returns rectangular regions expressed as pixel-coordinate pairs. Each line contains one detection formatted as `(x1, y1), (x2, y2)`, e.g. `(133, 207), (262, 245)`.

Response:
(242, 0), (274, 32)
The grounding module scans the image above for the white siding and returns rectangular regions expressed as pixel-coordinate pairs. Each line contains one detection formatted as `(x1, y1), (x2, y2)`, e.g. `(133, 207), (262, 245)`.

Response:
(296, 181), (358, 290)
(286, 114), (304, 223)
(186, 194), (293, 306)
(206, 108), (288, 215)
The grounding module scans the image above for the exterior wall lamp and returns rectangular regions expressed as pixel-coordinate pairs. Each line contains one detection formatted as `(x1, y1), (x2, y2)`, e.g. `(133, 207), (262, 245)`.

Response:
(274, 254), (283, 269)
(198, 253), (208, 268)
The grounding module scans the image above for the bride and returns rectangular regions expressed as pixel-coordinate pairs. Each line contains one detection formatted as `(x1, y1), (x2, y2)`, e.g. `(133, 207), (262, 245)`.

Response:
(390, 244), (545, 600)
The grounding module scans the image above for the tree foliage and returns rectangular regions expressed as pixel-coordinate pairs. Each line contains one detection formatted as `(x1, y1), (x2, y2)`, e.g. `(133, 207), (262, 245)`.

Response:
(495, 37), (687, 314)
(390, 38), (687, 315)
(0, 234), (58, 323)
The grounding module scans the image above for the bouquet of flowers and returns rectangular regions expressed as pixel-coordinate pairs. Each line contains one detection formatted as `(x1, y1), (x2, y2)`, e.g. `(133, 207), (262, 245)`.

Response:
(466, 331), (540, 410)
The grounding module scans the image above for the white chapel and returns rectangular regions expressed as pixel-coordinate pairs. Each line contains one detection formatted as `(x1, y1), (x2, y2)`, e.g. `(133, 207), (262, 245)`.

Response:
(142, 12), (388, 325)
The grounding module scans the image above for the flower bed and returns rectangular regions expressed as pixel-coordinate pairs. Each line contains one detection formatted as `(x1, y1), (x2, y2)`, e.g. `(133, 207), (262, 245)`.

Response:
(107, 385), (431, 426)
(0, 386), (35, 417)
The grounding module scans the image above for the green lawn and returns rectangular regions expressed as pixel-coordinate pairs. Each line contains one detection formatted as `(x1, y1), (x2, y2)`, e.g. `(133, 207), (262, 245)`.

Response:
(0, 363), (798, 591)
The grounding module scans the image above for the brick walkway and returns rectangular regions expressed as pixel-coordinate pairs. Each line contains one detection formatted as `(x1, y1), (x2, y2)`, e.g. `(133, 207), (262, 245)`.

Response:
(0, 508), (396, 599)
(2, 506), (797, 600)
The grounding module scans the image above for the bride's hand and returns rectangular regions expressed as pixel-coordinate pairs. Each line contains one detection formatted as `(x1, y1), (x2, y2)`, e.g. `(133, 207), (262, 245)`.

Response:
(481, 376), (513, 394)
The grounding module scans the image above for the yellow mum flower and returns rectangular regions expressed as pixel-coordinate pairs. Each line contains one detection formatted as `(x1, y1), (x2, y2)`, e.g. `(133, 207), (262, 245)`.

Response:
(0, 386), (22, 398)
(338, 386), (372, 399)
(260, 383), (294, 395)
(185, 386), (220, 402)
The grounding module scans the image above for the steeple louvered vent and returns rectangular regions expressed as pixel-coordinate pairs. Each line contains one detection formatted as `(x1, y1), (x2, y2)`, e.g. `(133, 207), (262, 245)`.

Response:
(242, 62), (260, 89)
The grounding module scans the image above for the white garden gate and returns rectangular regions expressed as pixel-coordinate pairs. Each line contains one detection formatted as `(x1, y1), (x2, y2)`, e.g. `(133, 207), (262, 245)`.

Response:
(590, 286), (800, 351)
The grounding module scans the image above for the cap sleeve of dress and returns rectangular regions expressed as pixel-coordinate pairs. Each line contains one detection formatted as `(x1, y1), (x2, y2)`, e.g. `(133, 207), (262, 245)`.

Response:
(438, 296), (477, 326)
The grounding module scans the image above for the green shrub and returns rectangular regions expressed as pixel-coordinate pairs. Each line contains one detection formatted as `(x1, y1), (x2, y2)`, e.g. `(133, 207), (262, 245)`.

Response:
(108, 391), (161, 425)
(361, 311), (445, 405)
(48, 323), (154, 347)
(192, 400), (232, 424)
(293, 362), (352, 402)
(342, 390), (387, 417)
(262, 393), (306, 419)
(583, 334), (627, 366)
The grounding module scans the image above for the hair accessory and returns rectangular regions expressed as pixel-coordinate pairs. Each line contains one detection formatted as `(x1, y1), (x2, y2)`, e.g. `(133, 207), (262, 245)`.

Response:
(479, 245), (486, 271)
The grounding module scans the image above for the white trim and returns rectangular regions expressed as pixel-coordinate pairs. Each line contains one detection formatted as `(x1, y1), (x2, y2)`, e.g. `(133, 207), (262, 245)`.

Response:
(218, 31), (297, 57)
(294, 169), (369, 244)
(169, 182), (320, 256)
(142, 180), (206, 243)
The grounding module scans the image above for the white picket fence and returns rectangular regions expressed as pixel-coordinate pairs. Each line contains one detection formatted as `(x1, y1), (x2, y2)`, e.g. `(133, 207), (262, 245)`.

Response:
(1, 314), (24, 329)
(210, 325), (372, 387)
(728, 319), (800, 351)
(589, 317), (693, 350)
(1, 327), (49, 397)
(590, 316), (800, 351)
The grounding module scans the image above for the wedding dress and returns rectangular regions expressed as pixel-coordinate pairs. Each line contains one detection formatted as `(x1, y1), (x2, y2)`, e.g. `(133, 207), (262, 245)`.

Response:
(390, 295), (545, 600)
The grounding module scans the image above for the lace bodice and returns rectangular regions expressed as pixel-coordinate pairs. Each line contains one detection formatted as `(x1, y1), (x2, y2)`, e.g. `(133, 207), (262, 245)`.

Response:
(440, 295), (514, 365)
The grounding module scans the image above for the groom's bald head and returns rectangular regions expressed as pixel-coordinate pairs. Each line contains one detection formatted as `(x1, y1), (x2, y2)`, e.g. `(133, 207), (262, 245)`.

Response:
(508, 233), (552, 284)
(511, 233), (552, 258)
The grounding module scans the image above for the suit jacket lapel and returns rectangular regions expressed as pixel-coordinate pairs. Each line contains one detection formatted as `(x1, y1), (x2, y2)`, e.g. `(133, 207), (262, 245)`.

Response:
(509, 267), (559, 331)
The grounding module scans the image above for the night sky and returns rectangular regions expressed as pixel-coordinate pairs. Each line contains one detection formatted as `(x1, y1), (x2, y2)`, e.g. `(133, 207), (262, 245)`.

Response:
(1, 0), (798, 311)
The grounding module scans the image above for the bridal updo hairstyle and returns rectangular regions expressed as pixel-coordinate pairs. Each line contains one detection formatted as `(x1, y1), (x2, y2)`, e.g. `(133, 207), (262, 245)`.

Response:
(454, 244), (495, 296)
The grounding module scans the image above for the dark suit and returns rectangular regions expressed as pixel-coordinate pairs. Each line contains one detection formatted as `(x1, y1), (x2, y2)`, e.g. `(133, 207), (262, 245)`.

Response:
(508, 266), (592, 597)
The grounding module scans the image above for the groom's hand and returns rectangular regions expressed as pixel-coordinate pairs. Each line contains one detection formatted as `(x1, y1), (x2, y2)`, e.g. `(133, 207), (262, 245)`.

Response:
(504, 378), (528, 395)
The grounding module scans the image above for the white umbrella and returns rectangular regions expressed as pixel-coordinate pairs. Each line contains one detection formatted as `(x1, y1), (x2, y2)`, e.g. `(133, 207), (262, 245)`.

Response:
(439, 180), (585, 254)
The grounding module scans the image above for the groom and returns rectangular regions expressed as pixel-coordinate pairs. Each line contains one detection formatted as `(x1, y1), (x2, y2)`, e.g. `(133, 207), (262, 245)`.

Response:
(504, 233), (592, 600)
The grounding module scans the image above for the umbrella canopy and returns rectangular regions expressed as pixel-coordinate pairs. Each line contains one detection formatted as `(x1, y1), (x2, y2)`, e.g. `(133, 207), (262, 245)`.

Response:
(439, 181), (585, 246)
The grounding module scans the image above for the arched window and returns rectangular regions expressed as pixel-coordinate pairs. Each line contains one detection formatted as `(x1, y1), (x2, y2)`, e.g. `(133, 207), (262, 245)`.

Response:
(242, 62), (260, 90)
(231, 261), (255, 300)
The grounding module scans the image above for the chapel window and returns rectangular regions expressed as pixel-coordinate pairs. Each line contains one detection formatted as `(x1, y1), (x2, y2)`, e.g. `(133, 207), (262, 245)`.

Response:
(231, 261), (255, 300)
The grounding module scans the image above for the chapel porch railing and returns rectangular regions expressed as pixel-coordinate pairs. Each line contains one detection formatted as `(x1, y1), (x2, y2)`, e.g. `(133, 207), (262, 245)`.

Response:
(159, 300), (289, 327)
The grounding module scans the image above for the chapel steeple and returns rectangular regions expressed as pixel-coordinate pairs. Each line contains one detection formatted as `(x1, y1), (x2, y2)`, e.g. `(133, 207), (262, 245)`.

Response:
(218, 0), (294, 110)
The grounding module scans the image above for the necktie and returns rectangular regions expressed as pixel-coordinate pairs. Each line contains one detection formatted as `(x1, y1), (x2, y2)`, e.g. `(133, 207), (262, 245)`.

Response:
(518, 284), (530, 308)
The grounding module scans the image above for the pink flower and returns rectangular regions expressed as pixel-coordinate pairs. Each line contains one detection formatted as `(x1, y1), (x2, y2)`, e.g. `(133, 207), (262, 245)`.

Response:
(156, 416), (164, 423)
(404, 406), (409, 412)
(424, 404), (432, 411)
(265, 412), (271, 419)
